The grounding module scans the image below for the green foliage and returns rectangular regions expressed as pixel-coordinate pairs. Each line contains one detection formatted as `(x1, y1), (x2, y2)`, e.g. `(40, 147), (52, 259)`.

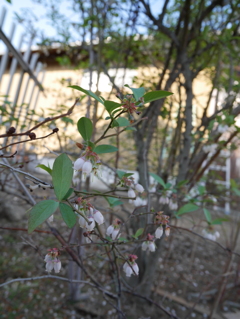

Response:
(105, 197), (123, 207)
(176, 203), (199, 216)
(59, 203), (77, 228)
(124, 85), (145, 100)
(62, 188), (74, 200)
(143, 91), (173, 104)
(52, 154), (73, 201)
(93, 144), (118, 154)
(77, 117), (93, 141)
(104, 100), (121, 115)
(115, 117), (130, 127)
(36, 164), (52, 176)
(203, 208), (212, 224)
(133, 228), (144, 239)
(69, 85), (104, 104)
(149, 172), (166, 189)
(28, 200), (59, 233)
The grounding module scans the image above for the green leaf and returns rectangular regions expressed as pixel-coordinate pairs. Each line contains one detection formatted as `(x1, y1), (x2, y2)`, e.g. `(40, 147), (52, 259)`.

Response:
(198, 185), (206, 195)
(149, 172), (166, 189)
(116, 117), (130, 127)
(52, 154), (73, 201)
(93, 144), (118, 154)
(105, 197), (123, 207)
(233, 188), (240, 196)
(77, 117), (93, 141)
(143, 90), (173, 104)
(125, 127), (137, 131)
(124, 85), (145, 100)
(134, 228), (144, 238)
(116, 170), (126, 179)
(104, 101), (121, 114)
(69, 85), (104, 104)
(203, 208), (212, 223)
(28, 200), (59, 233)
(36, 164), (52, 176)
(176, 203), (199, 216)
(62, 188), (74, 200)
(211, 217), (229, 225)
(59, 203), (77, 228)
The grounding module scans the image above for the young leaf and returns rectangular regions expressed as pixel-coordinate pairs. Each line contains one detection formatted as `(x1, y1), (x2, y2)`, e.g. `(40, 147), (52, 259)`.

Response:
(198, 185), (206, 195)
(149, 172), (166, 189)
(124, 85), (145, 100)
(116, 117), (130, 127)
(176, 203), (199, 216)
(143, 90), (173, 104)
(59, 203), (77, 228)
(93, 145), (118, 154)
(203, 208), (212, 223)
(104, 101), (121, 114)
(77, 117), (93, 141)
(69, 85), (104, 104)
(134, 228), (144, 238)
(52, 154), (73, 201)
(36, 164), (52, 176)
(28, 200), (59, 233)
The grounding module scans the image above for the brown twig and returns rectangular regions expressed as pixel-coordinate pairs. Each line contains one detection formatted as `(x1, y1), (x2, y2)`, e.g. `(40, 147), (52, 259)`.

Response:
(0, 99), (79, 139)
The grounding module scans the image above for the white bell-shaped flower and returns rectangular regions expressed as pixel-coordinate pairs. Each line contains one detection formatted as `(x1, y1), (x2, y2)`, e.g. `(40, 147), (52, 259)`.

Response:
(155, 226), (163, 239)
(106, 225), (114, 236)
(93, 210), (104, 225)
(82, 161), (93, 175)
(112, 228), (121, 240)
(85, 217), (95, 231)
(135, 183), (144, 193)
(128, 188), (136, 198)
(73, 157), (85, 170)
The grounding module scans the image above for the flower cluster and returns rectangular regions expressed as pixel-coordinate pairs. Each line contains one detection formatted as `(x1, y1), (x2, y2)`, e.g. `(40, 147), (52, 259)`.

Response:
(202, 227), (220, 241)
(44, 248), (61, 273)
(106, 218), (121, 240)
(123, 254), (139, 277)
(159, 192), (178, 211)
(116, 93), (144, 117)
(76, 198), (104, 242)
(73, 147), (101, 176)
(154, 211), (170, 238)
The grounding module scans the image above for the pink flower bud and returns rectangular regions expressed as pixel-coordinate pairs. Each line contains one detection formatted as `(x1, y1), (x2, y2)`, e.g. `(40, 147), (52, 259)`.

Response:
(73, 157), (85, 170)
(82, 161), (93, 175)
(135, 183), (144, 193)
